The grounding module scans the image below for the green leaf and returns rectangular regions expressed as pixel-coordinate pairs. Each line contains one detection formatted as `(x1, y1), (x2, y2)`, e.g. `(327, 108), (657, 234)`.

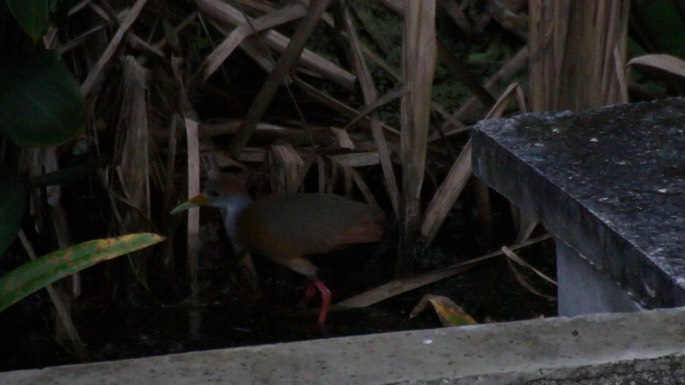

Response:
(5, 0), (51, 42)
(0, 175), (25, 256)
(0, 233), (165, 312)
(638, 1), (685, 57)
(0, 47), (85, 147)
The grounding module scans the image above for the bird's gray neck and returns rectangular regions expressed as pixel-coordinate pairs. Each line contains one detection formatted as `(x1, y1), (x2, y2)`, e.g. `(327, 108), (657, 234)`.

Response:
(222, 195), (253, 240)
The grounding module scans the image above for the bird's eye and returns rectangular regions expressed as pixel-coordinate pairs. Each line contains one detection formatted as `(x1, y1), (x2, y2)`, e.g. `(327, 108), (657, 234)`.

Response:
(207, 189), (220, 198)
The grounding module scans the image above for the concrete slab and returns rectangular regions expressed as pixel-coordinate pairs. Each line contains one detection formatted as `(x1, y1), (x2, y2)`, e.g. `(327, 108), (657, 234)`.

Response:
(2, 307), (685, 384)
(472, 98), (685, 309)
(557, 241), (642, 316)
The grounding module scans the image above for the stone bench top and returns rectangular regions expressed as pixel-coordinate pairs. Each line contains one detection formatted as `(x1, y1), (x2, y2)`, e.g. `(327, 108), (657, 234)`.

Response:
(472, 97), (685, 309)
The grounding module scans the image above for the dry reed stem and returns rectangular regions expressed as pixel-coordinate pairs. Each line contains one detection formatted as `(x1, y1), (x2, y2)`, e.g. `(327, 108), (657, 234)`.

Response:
(199, 120), (301, 138)
(196, 0), (355, 89)
(295, 78), (401, 135)
(183, 116), (201, 298)
(315, 1), (459, 141)
(329, 127), (355, 150)
(119, 57), (151, 230)
(337, 233), (553, 308)
(420, 141), (471, 246)
(399, 0), (437, 273)
(80, 0), (149, 96)
(502, 245), (557, 287)
(514, 214), (539, 244)
(502, 246), (556, 300)
(628, 54), (685, 79)
(171, 56), (202, 298)
(434, 47), (529, 140)
(160, 117), (178, 270)
(438, 0), (472, 34)
(41, 148), (83, 345)
(315, 155), (327, 193)
(437, 39), (495, 107)
(373, 0), (511, 138)
(343, 3), (400, 216)
(202, 3), (307, 80)
(229, 0), (334, 157)
(424, 82), (528, 251)
(331, 152), (380, 167)
(152, 13), (197, 52)
(205, 16), (284, 77)
(379, 0), (403, 14)
(347, 166), (379, 206)
(268, 144), (306, 192)
(341, 85), (408, 131)
(529, 0), (629, 111)
(343, 27), (467, 139)
(113, 58), (157, 294)
(41, 148), (78, 292)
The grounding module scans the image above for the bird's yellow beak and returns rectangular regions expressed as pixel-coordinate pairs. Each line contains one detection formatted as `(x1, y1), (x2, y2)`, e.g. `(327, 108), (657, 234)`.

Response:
(170, 193), (209, 214)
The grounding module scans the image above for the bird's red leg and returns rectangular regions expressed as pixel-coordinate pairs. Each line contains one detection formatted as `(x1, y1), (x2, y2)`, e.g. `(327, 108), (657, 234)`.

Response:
(297, 280), (317, 308)
(312, 278), (331, 326)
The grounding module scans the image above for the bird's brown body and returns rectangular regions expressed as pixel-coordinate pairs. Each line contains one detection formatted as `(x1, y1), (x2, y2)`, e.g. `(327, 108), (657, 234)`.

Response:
(236, 193), (385, 279)
(172, 176), (386, 325)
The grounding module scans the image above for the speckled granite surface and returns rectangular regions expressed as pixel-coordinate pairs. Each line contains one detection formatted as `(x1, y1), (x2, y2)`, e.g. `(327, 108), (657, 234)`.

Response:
(473, 98), (685, 309)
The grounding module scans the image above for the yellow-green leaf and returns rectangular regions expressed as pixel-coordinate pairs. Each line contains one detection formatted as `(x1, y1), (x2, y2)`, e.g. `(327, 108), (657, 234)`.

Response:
(0, 233), (165, 312)
(410, 294), (477, 327)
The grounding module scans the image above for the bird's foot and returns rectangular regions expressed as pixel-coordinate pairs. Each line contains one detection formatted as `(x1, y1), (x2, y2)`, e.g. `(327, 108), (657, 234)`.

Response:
(297, 280), (317, 308)
(312, 279), (332, 327)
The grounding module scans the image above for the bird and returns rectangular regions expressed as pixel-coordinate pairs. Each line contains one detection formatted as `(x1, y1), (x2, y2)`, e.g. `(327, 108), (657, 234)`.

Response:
(171, 175), (386, 326)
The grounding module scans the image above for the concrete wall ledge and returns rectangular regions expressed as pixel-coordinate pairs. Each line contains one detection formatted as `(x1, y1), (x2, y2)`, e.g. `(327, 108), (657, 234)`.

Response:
(3, 307), (685, 385)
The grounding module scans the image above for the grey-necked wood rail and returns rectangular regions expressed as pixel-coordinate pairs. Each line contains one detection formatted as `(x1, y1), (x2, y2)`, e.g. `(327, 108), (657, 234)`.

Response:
(172, 176), (386, 325)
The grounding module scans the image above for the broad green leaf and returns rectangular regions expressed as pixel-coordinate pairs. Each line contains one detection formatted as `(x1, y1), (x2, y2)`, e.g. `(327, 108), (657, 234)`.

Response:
(635, 0), (685, 57)
(5, 0), (51, 42)
(0, 48), (85, 147)
(0, 175), (25, 256)
(0, 233), (165, 312)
